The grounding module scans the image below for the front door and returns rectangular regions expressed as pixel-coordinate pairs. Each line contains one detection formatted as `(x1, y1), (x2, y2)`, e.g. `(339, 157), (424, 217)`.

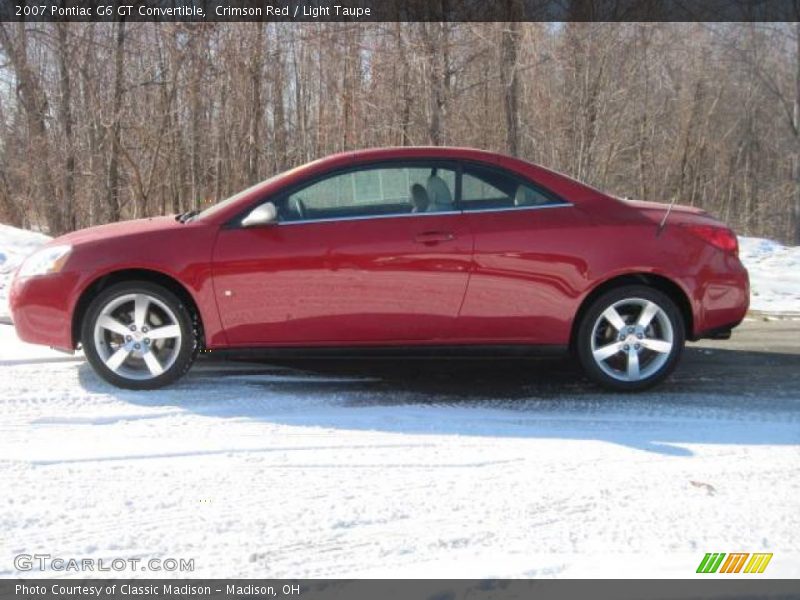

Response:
(212, 162), (472, 346)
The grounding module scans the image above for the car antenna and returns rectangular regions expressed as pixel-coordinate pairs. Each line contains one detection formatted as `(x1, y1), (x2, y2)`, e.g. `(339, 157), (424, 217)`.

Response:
(657, 195), (677, 237)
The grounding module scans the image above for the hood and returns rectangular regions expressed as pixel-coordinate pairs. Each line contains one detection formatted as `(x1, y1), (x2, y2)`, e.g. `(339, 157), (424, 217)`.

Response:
(52, 216), (185, 246)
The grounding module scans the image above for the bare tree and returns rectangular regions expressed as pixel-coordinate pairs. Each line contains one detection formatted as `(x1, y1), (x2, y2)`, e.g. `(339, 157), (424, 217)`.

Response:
(0, 22), (63, 233)
(0, 22), (797, 244)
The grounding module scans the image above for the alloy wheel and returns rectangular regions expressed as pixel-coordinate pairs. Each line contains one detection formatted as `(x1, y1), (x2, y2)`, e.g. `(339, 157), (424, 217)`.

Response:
(590, 297), (674, 382)
(92, 293), (183, 381)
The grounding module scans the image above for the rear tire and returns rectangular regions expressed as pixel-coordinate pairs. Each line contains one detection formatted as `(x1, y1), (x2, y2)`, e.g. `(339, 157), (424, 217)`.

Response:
(576, 285), (685, 391)
(80, 281), (197, 390)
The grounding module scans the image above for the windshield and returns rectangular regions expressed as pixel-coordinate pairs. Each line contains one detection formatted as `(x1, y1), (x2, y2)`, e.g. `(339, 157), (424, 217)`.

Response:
(193, 176), (282, 221)
(194, 160), (324, 221)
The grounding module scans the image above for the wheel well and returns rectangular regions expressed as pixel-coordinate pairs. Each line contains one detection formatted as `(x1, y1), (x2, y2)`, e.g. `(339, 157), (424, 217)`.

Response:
(569, 273), (694, 351)
(72, 269), (205, 348)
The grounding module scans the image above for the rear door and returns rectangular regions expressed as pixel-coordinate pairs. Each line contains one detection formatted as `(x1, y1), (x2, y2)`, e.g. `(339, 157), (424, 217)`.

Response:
(212, 161), (473, 345)
(456, 162), (588, 344)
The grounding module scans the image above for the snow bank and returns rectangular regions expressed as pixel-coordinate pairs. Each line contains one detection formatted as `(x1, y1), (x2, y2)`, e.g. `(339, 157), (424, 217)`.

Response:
(739, 237), (800, 315)
(0, 224), (50, 320)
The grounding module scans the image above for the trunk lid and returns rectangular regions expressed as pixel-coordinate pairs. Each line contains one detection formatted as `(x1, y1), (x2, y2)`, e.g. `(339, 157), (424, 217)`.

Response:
(618, 197), (720, 226)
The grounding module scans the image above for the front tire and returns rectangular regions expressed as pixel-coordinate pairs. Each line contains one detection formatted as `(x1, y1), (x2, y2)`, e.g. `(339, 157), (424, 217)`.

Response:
(81, 281), (197, 390)
(576, 285), (685, 391)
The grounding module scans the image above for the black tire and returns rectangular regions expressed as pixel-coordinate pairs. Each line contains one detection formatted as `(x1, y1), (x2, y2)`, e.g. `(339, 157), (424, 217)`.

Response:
(576, 285), (685, 392)
(80, 281), (197, 390)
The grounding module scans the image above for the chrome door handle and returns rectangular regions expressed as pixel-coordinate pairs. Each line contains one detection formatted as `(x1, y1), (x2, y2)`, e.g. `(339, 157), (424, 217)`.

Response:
(414, 231), (456, 245)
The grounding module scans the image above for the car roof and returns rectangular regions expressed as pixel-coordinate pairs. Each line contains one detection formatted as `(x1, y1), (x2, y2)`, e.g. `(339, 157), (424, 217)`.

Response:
(200, 146), (611, 224)
(323, 146), (508, 163)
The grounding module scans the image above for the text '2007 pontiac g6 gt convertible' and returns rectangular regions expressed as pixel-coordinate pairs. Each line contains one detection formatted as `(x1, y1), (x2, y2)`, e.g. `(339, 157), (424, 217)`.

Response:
(10, 147), (749, 391)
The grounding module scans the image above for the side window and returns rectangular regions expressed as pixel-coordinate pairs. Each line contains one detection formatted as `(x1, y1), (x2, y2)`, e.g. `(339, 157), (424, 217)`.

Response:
(461, 164), (560, 211)
(279, 165), (457, 222)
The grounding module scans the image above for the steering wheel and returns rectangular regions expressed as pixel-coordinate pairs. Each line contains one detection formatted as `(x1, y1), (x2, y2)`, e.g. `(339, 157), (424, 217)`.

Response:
(289, 197), (307, 220)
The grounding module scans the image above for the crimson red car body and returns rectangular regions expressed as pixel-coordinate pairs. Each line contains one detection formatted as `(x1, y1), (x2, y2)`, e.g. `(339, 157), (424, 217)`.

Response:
(10, 147), (748, 363)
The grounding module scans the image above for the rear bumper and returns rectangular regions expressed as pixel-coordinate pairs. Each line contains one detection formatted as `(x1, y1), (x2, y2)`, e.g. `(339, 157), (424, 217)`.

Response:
(690, 253), (749, 340)
(9, 271), (78, 352)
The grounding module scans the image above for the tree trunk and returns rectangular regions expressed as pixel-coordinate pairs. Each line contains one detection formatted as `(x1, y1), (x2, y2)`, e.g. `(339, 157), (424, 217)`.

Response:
(501, 19), (521, 156)
(0, 168), (23, 227)
(396, 23), (412, 146)
(189, 33), (203, 210)
(79, 24), (102, 225)
(56, 23), (76, 231)
(422, 22), (449, 146)
(273, 28), (288, 169)
(248, 25), (265, 182)
(107, 20), (126, 222)
(793, 21), (800, 244)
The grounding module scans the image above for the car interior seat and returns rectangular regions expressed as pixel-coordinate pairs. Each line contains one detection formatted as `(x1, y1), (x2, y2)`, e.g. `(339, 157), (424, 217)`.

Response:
(288, 196), (307, 219)
(426, 170), (454, 212)
(410, 184), (430, 213)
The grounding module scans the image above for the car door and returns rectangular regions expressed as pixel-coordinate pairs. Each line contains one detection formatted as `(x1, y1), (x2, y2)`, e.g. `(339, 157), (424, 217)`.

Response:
(212, 161), (473, 345)
(456, 162), (591, 344)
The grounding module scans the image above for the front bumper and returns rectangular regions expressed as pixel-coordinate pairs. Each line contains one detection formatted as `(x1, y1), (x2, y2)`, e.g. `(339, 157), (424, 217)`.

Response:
(9, 271), (79, 352)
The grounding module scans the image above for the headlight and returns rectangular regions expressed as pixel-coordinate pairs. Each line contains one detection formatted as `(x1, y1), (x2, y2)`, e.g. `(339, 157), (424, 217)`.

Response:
(16, 245), (72, 279)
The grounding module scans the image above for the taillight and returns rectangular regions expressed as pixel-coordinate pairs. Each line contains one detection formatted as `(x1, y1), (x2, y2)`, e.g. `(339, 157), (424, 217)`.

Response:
(683, 224), (738, 256)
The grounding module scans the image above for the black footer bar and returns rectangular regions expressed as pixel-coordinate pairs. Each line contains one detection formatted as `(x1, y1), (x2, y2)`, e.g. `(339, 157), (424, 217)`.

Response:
(2, 579), (800, 600)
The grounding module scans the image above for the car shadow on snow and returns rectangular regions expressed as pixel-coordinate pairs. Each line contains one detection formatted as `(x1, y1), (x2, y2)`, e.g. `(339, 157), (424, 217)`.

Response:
(76, 346), (800, 457)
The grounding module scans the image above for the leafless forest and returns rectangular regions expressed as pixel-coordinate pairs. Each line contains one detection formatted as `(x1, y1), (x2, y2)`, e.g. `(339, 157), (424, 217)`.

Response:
(1, 22), (799, 244)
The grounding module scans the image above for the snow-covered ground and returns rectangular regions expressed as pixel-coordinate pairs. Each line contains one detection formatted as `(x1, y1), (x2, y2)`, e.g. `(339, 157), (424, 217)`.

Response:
(1, 323), (799, 578)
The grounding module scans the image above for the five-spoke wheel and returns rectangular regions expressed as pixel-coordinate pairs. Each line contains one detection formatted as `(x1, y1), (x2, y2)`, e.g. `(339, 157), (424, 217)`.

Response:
(81, 282), (197, 389)
(577, 285), (685, 391)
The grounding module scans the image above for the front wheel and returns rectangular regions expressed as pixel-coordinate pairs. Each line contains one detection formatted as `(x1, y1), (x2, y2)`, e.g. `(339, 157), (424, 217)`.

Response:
(81, 281), (197, 390)
(576, 285), (685, 391)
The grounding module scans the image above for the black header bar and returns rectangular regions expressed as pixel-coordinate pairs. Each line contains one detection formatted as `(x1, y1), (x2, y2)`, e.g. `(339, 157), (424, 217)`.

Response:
(2, 0), (800, 22)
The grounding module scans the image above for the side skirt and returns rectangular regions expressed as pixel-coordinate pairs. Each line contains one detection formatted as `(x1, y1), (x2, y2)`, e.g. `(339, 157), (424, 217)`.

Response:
(203, 344), (569, 360)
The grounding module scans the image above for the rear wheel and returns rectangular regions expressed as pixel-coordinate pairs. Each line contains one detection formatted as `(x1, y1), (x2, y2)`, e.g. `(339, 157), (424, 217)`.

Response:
(81, 281), (197, 389)
(576, 285), (685, 391)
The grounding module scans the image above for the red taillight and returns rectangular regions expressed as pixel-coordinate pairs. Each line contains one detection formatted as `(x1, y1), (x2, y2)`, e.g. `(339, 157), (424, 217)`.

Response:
(683, 224), (738, 255)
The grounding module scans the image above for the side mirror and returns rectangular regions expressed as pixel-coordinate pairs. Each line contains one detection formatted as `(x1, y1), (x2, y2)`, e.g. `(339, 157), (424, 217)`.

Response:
(241, 202), (278, 227)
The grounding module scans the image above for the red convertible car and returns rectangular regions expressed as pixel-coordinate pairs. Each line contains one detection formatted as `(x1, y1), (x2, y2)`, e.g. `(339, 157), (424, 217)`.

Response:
(10, 147), (748, 391)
